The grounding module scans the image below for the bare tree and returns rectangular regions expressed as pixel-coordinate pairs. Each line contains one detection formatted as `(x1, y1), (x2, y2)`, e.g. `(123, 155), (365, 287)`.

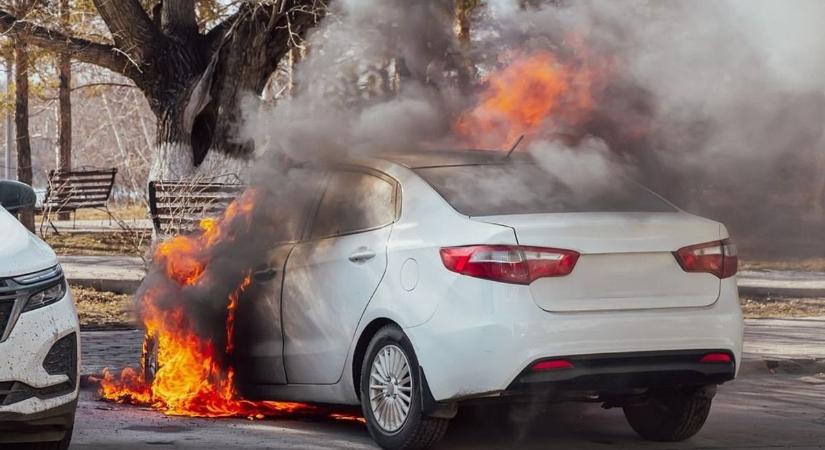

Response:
(56, 0), (70, 219)
(0, 0), (326, 181)
(14, 37), (33, 229)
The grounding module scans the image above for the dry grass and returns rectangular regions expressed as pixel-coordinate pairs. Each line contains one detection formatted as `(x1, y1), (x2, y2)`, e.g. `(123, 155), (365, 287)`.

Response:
(72, 285), (136, 330)
(44, 231), (150, 257)
(740, 258), (825, 272)
(75, 203), (148, 221)
(741, 296), (825, 319)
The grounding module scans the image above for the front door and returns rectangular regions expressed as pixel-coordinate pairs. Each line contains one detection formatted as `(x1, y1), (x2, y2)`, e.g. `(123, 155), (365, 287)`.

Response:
(282, 169), (398, 384)
(232, 167), (327, 387)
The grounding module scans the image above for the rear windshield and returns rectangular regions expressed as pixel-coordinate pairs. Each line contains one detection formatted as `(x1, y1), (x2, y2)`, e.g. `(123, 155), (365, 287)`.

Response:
(415, 164), (676, 216)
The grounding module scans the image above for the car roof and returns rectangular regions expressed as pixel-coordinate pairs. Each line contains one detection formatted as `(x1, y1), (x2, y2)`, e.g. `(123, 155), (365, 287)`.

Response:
(373, 149), (533, 169)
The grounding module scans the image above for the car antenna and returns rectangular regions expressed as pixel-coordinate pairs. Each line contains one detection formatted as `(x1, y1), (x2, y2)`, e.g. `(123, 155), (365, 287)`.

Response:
(503, 134), (526, 160)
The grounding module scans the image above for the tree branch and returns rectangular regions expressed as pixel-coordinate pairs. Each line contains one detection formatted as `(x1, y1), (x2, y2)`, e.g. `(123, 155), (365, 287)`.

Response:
(0, 10), (132, 75)
(91, 0), (163, 61)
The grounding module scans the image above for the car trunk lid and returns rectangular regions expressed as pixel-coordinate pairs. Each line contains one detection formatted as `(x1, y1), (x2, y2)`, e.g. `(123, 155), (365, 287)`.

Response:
(475, 212), (723, 312)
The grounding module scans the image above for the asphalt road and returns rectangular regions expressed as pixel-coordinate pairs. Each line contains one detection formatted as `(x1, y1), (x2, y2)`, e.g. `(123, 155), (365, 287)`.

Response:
(69, 370), (825, 450)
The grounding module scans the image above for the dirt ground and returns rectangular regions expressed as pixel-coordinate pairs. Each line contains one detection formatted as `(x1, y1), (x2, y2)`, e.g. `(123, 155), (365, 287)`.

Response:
(46, 231), (150, 257)
(740, 296), (825, 319)
(72, 285), (136, 330)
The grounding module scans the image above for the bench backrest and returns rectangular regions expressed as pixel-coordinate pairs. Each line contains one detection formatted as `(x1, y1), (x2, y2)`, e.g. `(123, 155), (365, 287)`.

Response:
(148, 180), (244, 235)
(43, 169), (118, 212)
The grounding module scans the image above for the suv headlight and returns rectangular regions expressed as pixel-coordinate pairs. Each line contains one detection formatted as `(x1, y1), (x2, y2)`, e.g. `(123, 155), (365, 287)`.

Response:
(23, 280), (67, 312)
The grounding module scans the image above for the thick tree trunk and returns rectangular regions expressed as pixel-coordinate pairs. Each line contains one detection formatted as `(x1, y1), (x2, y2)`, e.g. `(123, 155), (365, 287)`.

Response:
(14, 41), (34, 231)
(57, 0), (71, 219)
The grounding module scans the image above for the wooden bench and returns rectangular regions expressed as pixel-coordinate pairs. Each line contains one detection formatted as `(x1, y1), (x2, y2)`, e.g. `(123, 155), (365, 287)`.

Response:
(148, 178), (244, 235)
(38, 168), (118, 234)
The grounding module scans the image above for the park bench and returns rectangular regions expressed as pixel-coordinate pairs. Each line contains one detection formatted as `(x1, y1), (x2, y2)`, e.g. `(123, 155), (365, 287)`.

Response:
(38, 168), (118, 234)
(148, 177), (244, 235)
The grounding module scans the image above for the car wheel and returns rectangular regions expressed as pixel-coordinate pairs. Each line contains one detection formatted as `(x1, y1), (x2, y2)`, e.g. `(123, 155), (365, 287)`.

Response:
(141, 332), (159, 382)
(359, 325), (449, 450)
(9, 426), (73, 450)
(623, 387), (714, 442)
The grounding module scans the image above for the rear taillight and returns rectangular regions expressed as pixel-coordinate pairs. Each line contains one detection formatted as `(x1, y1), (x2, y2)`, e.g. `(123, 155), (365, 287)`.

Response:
(439, 245), (579, 285)
(673, 238), (738, 279)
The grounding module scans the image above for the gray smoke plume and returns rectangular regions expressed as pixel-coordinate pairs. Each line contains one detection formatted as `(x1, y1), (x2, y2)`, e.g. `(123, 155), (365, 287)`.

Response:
(242, 0), (825, 260)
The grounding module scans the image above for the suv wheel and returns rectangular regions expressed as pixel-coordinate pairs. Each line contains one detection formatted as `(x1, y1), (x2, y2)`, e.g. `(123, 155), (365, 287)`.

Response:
(623, 386), (714, 442)
(359, 325), (449, 450)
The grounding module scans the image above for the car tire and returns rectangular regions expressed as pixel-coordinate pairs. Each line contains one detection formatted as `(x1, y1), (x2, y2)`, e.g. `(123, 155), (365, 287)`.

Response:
(622, 387), (713, 442)
(141, 332), (159, 383)
(359, 325), (449, 450)
(9, 426), (73, 450)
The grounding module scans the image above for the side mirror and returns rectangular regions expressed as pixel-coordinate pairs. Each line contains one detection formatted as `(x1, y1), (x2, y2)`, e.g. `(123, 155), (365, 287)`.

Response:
(0, 180), (37, 212)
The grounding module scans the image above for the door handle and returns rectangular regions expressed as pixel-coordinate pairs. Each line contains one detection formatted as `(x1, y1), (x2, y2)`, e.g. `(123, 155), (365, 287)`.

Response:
(348, 248), (376, 264)
(253, 267), (279, 282)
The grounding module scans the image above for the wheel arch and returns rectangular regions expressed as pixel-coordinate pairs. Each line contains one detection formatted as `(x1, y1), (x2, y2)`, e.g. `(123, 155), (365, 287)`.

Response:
(352, 317), (399, 400)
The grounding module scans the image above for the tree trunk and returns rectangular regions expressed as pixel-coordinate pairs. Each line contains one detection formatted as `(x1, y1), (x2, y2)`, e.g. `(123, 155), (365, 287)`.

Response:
(57, 0), (71, 219)
(14, 40), (34, 231)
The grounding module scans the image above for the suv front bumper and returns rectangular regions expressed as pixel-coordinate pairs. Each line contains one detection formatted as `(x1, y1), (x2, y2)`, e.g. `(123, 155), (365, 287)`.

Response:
(0, 289), (79, 421)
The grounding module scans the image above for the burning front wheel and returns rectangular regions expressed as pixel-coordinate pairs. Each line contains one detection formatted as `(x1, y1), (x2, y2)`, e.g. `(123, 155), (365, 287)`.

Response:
(359, 325), (449, 450)
(142, 333), (160, 383)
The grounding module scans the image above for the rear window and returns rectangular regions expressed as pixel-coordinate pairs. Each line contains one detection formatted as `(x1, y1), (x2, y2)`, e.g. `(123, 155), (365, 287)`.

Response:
(415, 164), (676, 216)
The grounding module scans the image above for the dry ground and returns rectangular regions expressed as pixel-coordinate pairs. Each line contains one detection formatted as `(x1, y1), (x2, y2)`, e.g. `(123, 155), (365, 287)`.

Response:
(45, 231), (150, 257)
(740, 296), (825, 319)
(72, 285), (136, 330)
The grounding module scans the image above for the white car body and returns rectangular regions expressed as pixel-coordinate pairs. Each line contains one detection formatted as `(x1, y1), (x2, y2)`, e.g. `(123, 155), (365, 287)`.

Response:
(235, 150), (744, 413)
(0, 206), (80, 446)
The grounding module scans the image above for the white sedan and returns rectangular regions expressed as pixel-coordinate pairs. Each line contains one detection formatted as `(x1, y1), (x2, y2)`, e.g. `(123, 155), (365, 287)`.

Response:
(184, 150), (744, 449)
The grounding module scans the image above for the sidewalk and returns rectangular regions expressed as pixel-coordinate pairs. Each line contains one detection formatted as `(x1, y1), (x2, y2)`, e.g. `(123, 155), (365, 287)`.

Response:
(738, 269), (825, 297)
(60, 255), (145, 294)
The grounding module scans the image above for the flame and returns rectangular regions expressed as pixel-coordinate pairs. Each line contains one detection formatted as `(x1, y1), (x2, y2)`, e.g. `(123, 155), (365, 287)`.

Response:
(98, 189), (363, 423)
(455, 49), (609, 149)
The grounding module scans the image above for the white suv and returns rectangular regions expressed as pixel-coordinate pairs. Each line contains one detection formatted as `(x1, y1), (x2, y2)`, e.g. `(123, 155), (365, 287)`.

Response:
(0, 181), (79, 450)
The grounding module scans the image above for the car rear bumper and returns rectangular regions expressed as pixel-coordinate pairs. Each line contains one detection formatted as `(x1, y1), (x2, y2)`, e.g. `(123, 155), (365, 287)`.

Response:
(405, 277), (743, 402)
(507, 349), (735, 396)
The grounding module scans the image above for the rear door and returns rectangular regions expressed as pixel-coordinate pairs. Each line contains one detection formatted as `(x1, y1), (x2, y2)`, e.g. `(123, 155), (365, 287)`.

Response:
(282, 168), (398, 384)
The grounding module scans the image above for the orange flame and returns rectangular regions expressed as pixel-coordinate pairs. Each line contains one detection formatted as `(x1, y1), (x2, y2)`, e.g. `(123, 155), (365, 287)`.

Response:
(455, 50), (609, 149)
(98, 189), (363, 422)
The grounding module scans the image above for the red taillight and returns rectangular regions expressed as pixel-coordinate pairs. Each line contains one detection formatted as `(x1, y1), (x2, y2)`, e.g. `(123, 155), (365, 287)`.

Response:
(532, 359), (575, 371)
(699, 353), (732, 364)
(673, 239), (738, 279)
(440, 245), (579, 285)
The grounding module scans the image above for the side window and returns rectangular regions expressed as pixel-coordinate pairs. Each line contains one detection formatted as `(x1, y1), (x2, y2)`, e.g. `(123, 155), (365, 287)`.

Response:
(263, 167), (327, 243)
(310, 171), (395, 240)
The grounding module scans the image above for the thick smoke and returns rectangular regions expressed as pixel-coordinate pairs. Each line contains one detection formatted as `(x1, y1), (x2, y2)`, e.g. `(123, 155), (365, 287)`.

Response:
(485, 0), (825, 257)
(242, 0), (825, 258)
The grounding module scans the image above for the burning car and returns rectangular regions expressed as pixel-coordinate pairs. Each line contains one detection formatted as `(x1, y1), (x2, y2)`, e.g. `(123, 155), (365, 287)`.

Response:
(0, 181), (79, 450)
(133, 149), (743, 449)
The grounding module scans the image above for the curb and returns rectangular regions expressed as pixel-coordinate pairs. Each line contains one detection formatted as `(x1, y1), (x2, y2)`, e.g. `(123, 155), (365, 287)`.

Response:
(739, 356), (825, 376)
(740, 286), (825, 298)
